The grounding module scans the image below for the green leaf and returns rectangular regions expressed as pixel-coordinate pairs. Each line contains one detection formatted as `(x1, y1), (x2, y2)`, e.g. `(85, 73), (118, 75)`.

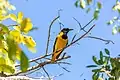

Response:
(7, 36), (17, 61)
(118, 27), (120, 33)
(0, 24), (9, 33)
(92, 72), (99, 80)
(92, 56), (99, 65)
(105, 65), (110, 71)
(100, 51), (103, 60)
(80, 0), (86, 9)
(98, 60), (104, 65)
(104, 48), (110, 55)
(29, 27), (38, 32)
(107, 20), (114, 25)
(94, 9), (99, 20)
(20, 51), (29, 72)
(103, 56), (109, 66)
(97, 2), (102, 9)
(86, 65), (98, 68)
(112, 25), (118, 35)
(87, 0), (92, 5)
(75, 1), (79, 7)
(0, 34), (4, 40)
(0, 57), (15, 73)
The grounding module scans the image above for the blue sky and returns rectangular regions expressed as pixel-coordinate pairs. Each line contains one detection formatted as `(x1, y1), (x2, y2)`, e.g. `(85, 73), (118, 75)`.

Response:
(10, 0), (120, 80)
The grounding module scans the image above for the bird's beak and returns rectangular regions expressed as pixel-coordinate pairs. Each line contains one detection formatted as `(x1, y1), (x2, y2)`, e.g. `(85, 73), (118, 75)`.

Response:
(69, 29), (73, 31)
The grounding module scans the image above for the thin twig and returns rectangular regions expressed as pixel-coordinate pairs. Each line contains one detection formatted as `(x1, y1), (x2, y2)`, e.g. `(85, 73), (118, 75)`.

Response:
(56, 24), (95, 53)
(73, 17), (87, 32)
(58, 64), (71, 72)
(73, 17), (82, 29)
(85, 36), (114, 44)
(23, 67), (41, 76)
(45, 16), (60, 55)
(83, 18), (95, 29)
(15, 53), (52, 67)
(58, 9), (64, 30)
(57, 62), (71, 65)
(9, 56), (71, 76)
(68, 24), (95, 47)
(8, 24), (18, 27)
(42, 66), (51, 80)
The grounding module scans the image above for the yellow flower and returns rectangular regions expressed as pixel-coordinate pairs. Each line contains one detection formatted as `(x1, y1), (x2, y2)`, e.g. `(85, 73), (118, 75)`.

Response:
(10, 30), (23, 43)
(9, 12), (33, 33)
(20, 18), (33, 33)
(23, 36), (36, 53)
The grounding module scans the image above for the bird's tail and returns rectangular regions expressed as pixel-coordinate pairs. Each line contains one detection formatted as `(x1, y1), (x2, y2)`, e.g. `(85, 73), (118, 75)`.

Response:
(51, 52), (57, 63)
(51, 55), (56, 63)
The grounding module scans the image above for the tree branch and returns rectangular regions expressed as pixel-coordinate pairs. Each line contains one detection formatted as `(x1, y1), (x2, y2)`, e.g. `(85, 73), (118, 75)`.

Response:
(45, 16), (60, 55)
(10, 56), (71, 76)
(85, 36), (114, 44)
(101, 68), (114, 78)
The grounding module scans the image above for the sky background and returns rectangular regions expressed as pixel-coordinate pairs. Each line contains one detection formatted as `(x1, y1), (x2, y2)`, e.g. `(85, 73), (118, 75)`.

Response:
(9, 0), (120, 80)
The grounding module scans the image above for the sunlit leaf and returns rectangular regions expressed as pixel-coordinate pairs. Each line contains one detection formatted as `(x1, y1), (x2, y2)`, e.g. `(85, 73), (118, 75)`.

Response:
(104, 48), (110, 55)
(9, 14), (17, 22)
(112, 25), (118, 35)
(80, 0), (86, 9)
(0, 56), (15, 73)
(94, 9), (99, 20)
(87, 0), (92, 5)
(97, 2), (102, 9)
(21, 18), (33, 33)
(23, 36), (36, 53)
(107, 20), (114, 25)
(20, 51), (29, 72)
(17, 12), (23, 24)
(112, 1), (120, 11)
(103, 56), (109, 66)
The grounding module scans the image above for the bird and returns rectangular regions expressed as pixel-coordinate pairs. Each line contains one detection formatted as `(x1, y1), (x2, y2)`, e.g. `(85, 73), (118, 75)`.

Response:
(51, 28), (73, 63)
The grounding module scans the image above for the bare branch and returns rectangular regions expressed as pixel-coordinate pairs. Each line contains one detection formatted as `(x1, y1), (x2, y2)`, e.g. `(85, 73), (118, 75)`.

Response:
(83, 18), (94, 29)
(73, 17), (82, 29)
(10, 56), (71, 76)
(85, 36), (114, 44)
(7, 24), (18, 27)
(58, 64), (71, 72)
(15, 53), (52, 67)
(68, 24), (95, 47)
(45, 16), (60, 55)
(58, 9), (64, 30)
(42, 66), (51, 80)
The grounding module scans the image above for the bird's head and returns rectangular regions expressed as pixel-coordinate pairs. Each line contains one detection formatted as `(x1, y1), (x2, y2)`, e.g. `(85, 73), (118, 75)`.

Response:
(61, 28), (73, 34)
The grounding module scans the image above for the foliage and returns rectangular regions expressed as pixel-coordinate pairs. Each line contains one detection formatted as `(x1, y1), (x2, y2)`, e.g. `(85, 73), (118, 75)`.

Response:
(74, 0), (120, 35)
(87, 48), (120, 80)
(75, 0), (102, 20)
(0, 0), (36, 75)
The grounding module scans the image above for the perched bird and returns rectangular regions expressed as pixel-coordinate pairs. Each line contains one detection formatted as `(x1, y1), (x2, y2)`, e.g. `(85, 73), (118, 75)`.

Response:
(51, 28), (73, 63)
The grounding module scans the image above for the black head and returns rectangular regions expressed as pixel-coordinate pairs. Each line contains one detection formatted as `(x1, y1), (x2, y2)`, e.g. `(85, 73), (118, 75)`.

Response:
(61, 28), (73, 34)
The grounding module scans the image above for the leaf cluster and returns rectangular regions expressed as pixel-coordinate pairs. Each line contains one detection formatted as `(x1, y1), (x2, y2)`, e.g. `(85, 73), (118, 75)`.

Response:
(87, 48), (120, 80)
